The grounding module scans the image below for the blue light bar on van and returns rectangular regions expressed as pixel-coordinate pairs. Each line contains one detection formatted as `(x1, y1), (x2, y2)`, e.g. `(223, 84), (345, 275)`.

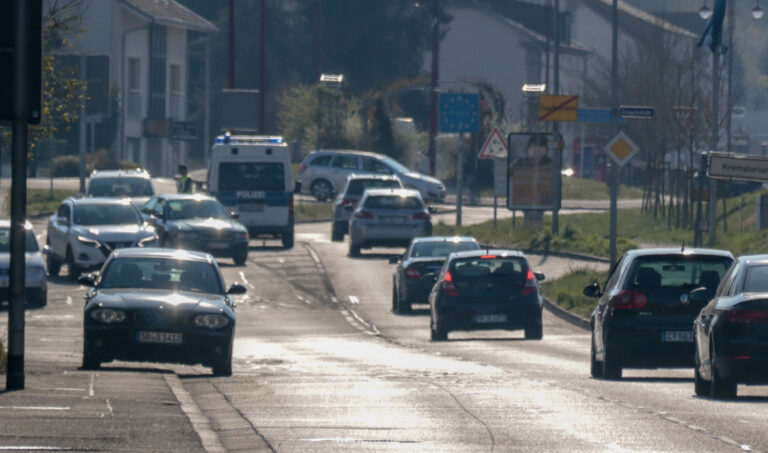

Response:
(214, 135), (285, 144)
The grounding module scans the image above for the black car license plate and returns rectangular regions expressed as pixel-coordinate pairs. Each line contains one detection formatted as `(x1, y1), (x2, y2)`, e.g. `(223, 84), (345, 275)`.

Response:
(661, 331), (693, 342)
(138, 331), (182, 344)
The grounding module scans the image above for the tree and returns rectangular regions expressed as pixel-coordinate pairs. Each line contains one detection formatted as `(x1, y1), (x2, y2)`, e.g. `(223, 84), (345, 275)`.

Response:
(278, 83), (352, 150)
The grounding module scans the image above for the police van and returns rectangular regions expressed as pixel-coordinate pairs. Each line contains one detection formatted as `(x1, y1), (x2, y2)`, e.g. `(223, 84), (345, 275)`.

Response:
(207, 134), (298, 248)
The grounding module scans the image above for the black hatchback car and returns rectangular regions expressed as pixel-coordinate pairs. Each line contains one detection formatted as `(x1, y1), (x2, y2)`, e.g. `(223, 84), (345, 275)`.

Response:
(691, 254), (768, 399)
(79, 248), (246, 376)
(585, 248), (733, 380)
(428, 249), (545, 341)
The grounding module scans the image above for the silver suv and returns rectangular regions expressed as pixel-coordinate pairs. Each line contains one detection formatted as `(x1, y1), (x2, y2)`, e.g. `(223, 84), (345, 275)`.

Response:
(86, 169), (155, 209)
(298, 150), (446, 202)
(46, 198), (159, 279)
(331, 174), (402, 241)
(348, 188), (432, 257)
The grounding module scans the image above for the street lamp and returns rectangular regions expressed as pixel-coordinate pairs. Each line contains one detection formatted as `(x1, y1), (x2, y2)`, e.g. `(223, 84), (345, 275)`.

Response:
(699, 4), (713, 19)
(753, 1), (765, 19)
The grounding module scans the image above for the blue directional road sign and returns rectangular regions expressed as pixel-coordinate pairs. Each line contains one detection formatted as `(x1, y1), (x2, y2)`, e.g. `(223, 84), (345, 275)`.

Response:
(620, 106), (654, 119)
(577, 108), (626, 124)
(439, 93), (479, 133)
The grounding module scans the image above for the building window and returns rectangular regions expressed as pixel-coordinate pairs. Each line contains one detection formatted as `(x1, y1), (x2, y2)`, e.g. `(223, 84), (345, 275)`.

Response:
(169, 63), (183, 119)
(126, 138), (141, 165)
(127, 57), (142, 118)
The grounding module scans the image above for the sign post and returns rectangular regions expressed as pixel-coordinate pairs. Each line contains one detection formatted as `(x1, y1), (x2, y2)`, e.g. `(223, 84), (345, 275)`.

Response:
(439, 93), (479, 226)
(604, 131), (640, 266)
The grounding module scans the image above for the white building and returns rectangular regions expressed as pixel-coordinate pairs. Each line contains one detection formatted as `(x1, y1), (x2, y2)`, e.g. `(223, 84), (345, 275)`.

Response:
(77, 0), (215, 177)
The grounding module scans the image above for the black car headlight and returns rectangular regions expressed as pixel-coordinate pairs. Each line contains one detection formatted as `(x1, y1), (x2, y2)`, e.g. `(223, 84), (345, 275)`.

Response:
(91, 308), (127, 323)
(194, 314), (230, 329)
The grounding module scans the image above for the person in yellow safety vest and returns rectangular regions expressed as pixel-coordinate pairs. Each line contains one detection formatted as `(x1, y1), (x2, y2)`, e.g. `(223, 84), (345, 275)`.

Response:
(177, 165), (192, 193)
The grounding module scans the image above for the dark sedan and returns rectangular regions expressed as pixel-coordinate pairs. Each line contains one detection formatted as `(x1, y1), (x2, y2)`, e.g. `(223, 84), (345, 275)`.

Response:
(428, 249), (545, 341)
(585, 248), (733, 380)
(79, 248), (246, 376)
(142, 194), (250, 266)
(391, 236), (480, 314)
(692, 255), (768, 399)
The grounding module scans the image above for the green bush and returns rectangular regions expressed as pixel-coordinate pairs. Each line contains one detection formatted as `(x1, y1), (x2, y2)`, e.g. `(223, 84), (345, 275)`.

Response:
(50, 155), (80, 177)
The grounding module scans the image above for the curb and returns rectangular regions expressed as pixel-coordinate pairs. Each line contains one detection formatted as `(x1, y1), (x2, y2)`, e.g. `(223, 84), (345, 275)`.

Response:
(542, 297), (590, 331)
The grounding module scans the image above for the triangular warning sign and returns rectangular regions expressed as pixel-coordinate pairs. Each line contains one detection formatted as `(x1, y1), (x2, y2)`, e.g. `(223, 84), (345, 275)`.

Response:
(478, 128), (508, 159)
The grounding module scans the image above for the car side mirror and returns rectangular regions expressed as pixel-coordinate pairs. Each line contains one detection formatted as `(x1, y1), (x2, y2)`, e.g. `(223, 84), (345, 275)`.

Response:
(227, 283), (247, 295)
(428, 206), (437, 214)
(582, 281), (601, 298)
(230, 211), (239, 220)
(688, 287), (711, 304)
(294, 181), (302, 193)
(388, 256), (400, 264)
(77, 274), (96, 287)
(534, 272), (545, 282)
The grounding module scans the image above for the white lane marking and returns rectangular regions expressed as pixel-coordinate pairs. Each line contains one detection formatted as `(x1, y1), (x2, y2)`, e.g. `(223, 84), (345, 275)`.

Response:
(348, 295), (359, 304)
(65, 296), (72, 305)
(0, 447), (71, 451)
(88, 375), (95, 397)
(0, 406), (69, 411)
(52, 388), (85, 392)
(31, 314), (74, 320)
(238, 271), (255, 289)
(105, 398), (113, 418)
(163, 374), (226, 453)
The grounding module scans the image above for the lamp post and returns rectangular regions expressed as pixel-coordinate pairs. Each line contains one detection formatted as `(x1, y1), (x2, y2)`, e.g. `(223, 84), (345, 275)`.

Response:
(428, 0), (440, 176)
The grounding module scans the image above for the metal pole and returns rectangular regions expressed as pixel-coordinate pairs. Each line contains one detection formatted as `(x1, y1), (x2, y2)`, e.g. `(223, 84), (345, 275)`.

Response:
(726, 0), (734, 154)
(694, 152), (706, 246)
(709, 49), (720, 244)
(428, 0), (440, 176)
(78, 57), (86, 194)
(228, 0), (235, 89)
(204, 39), (211, 161)
(7, 0), (29, 391)
(552, 0), (561, 235)
(609, 0), (619, 267)
(259, 0), (266, 134)
(456, 133), (464, 226)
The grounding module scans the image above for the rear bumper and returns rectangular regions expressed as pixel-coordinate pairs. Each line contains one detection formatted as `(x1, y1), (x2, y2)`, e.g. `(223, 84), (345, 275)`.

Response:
(603, 322), (696, 367)
(350, 222), (432, 247)
(435, 302), (542, 332)
(176, 239), (249, 257)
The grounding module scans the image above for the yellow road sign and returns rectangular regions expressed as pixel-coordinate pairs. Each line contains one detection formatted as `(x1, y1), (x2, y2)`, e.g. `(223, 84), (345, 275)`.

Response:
(538, 95), (578, 122)
(604, 131), (640, 167)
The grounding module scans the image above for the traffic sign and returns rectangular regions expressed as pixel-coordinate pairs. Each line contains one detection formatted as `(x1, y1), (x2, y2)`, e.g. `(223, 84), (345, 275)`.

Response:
(604, 131), (640, 167)
(620, 106), (654, 119)
(439, 93), (479, 133)
(538, 95), (578, 121)
(708, 152), (768, 183)
(478, 127), (507, 159)
(577, 108), (626, 124)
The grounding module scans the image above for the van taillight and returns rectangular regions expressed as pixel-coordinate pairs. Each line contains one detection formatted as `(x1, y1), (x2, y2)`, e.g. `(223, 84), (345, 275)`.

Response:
(442, 271), (459, 296)
(610, 290), (648, 310)
(728, 310), (768, 323)
(521, 269), (538, 295)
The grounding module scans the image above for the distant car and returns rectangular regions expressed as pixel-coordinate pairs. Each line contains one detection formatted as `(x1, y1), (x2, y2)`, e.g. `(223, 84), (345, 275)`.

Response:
(391, 236), (480, 314)
(0, 221), (47, 308)
(428, 249), (545, 341)
(79, 248), (246, 376)
(584, 248), (734, 380)
(86, 169), (155, 209)
(46, 198), (158, 280)
(331, 173), (403, 241)
(298, 150), (446, 202)
(347, 188), (432, 257)
(691, 254), (768, 399)
(142, 194), (250, 266)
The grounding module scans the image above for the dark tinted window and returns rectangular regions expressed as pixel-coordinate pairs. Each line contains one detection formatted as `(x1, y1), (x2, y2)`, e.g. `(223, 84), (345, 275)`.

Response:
(744, 265), (768, 293)
(410, 240), (479, 258)
(167, 199), (229, 220)
(347, 179), (401, 196)
(450, 256), (527, 286)
(330, 155), (358, 169)
(0, 228), (39, 252)
(363, 195), (423, 210)
(309, 155), (331, 166)
(88, 177), (154, 197)
(100, 257), (223, 294)
(218, 162), (285, 191)
(626, 255), (732, 293)
(74, 204), (141, 225)
(362, 158), (394, 174)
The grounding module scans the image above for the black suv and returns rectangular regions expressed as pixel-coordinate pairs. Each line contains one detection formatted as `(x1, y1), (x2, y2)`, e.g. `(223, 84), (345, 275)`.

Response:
(585, 248), (733, 379)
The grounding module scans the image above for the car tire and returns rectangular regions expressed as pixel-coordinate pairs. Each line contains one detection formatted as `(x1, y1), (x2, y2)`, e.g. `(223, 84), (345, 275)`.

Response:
(694, 364), (711, 396)
(28, 292), (47, 309)
(81, 343), (101, 370)
(397, 292), (411, 314)
(282, 227), (294, 249)
(66, 248), (80, 281)
(430, 319), (448, 341)
(602, 345), (622, 380)
(524, 321), (543, 340)
(349, 241), (361, 257)
(212, 352), (233, 377)
(392, 282), (399, 313)
(331, 221), (344, 242)
(590, 332), (602, 378)
(310, 179), (334, 201)
(233, 251), (248, 266)
(710, 342), (737, 399)
(46, 245), (61, 277)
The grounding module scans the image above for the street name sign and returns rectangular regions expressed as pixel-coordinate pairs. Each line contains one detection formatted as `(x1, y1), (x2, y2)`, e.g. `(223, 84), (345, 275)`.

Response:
(620, 106), (654, 119)
(577, 108), (626, 124)
(478, 127), (507, 159)
(604, 131), (640, 167)
(439, 93), (479, 133)
(708, 152), (768, 183)
(538, 95), (578, 121)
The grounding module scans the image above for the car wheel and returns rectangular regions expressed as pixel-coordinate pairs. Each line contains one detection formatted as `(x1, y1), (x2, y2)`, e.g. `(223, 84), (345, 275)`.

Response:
(331, 221), (344, 242)
(430, 319), (448, 341)
(602, 344), (622, 380)
(233, 251), (248, 266)
(590, 332), (602, 378)
(282, 229), (294, 249)
(694, 364), (711, 396)
(28, 292), (47, 309)
(46, 247), (61, 277)
(66, 248), (80, 281)
(310, 179), (333, 201)
(710, 342), (737, 399)
(348, 241), (361, 257)
(212, 353), (232, 377)
(81, 343), (101, 370)
(391, 282), (399, 313)
(524, 320), (543, 340)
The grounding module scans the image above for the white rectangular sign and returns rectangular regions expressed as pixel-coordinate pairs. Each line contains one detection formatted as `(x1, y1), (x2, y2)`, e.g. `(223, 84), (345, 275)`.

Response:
(708, 152), (768, 183)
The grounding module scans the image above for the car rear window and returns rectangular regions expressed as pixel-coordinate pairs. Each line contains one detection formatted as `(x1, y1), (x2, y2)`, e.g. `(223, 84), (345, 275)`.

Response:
(87, 177), (153, 197)
(410, 241), (479, 258)
(363, 195), (423, 210)
(218, 162), (284, 191)
(625, 255), (732, 293)
(450, 256), (527, 286)
(347, 179), (401, 196)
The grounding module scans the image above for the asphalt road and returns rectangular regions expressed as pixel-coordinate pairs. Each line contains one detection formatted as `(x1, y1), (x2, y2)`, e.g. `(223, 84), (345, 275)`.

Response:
(1, 219), (767, 452)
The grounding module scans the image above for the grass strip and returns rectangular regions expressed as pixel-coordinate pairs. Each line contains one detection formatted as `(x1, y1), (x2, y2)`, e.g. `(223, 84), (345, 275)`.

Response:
(295, 201), (331, 222)
(540, 267), (609, 319)
(5, 188), (76, 217)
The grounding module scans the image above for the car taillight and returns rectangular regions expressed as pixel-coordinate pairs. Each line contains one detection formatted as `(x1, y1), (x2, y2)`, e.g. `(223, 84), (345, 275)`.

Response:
(728, 310), (768, 323)
(610, 289), (648, 310)
(413, 211), (430, 220)
(404, 266), (421, 280)
(299, 164), (307, 174)
(342, 198), (356, 206)
(521, 269), (538, 295)
(442, 271), (459, 296)
(355, 210), (373, 219)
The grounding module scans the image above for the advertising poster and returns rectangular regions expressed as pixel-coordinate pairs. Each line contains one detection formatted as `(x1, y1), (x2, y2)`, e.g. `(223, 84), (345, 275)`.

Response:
(507, 133), (554, 210)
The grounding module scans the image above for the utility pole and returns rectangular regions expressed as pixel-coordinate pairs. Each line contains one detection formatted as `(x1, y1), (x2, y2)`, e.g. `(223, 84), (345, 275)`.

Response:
(228, 0), (235, 89)
(259, 0), (266, 134)
(552, 0), (561, 235)
(609, 0), (619, 267)
(428, 0), (440, 176)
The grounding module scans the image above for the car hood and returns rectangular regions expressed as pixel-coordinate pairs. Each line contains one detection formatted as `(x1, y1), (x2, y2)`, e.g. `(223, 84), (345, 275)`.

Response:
(0, 252), (46, 269)
(399, 172), (444, 188)
(88, 289), (231, 313)
(73, 224), (153, 242)
(170, 218), (245, 232)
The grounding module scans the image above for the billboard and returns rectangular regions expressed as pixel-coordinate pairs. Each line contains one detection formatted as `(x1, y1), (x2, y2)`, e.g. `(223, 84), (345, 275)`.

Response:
(507, 133), (554, 210)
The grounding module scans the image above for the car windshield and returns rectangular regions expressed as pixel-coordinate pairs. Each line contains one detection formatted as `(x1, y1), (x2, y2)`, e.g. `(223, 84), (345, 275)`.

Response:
(627, 255), (733, 293)
(73, 203), (141, 226)
(87, 177), (153, 197)
(347, 179), (401, 196)
(410, 241), (479, 258)
(167, 199), (230, 220)
(99, 257), (224, 294)
(450, 256), (528, 287)
(0, 228), (39, 253)
(380, 157), (410, 174)
(363, 195), (423, 210)
(218, 162), (285, 191)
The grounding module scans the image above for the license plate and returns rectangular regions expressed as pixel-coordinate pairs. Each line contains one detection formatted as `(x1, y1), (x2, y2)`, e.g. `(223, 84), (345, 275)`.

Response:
(208, 241), (230, 250)
(661, 331), (693, 342)
(380, 216), (405, 224)
(240, 202), (265, 212)
(138, 331), (182, 344)
(475, 314), (507, 323)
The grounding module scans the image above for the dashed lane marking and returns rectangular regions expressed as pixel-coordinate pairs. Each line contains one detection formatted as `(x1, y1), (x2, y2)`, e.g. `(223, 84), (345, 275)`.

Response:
(164, 374), (226, 453)
(348, 295), (359, 304)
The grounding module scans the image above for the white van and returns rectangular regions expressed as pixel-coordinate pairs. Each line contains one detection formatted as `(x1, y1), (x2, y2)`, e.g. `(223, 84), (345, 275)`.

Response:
(207, 134), (298, 248)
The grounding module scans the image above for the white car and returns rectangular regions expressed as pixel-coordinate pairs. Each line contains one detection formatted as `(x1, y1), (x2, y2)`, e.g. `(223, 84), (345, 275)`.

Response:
(46, 198), (158, 279)
(0, 220), (47, 308)
(85, 169), (155, 210)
